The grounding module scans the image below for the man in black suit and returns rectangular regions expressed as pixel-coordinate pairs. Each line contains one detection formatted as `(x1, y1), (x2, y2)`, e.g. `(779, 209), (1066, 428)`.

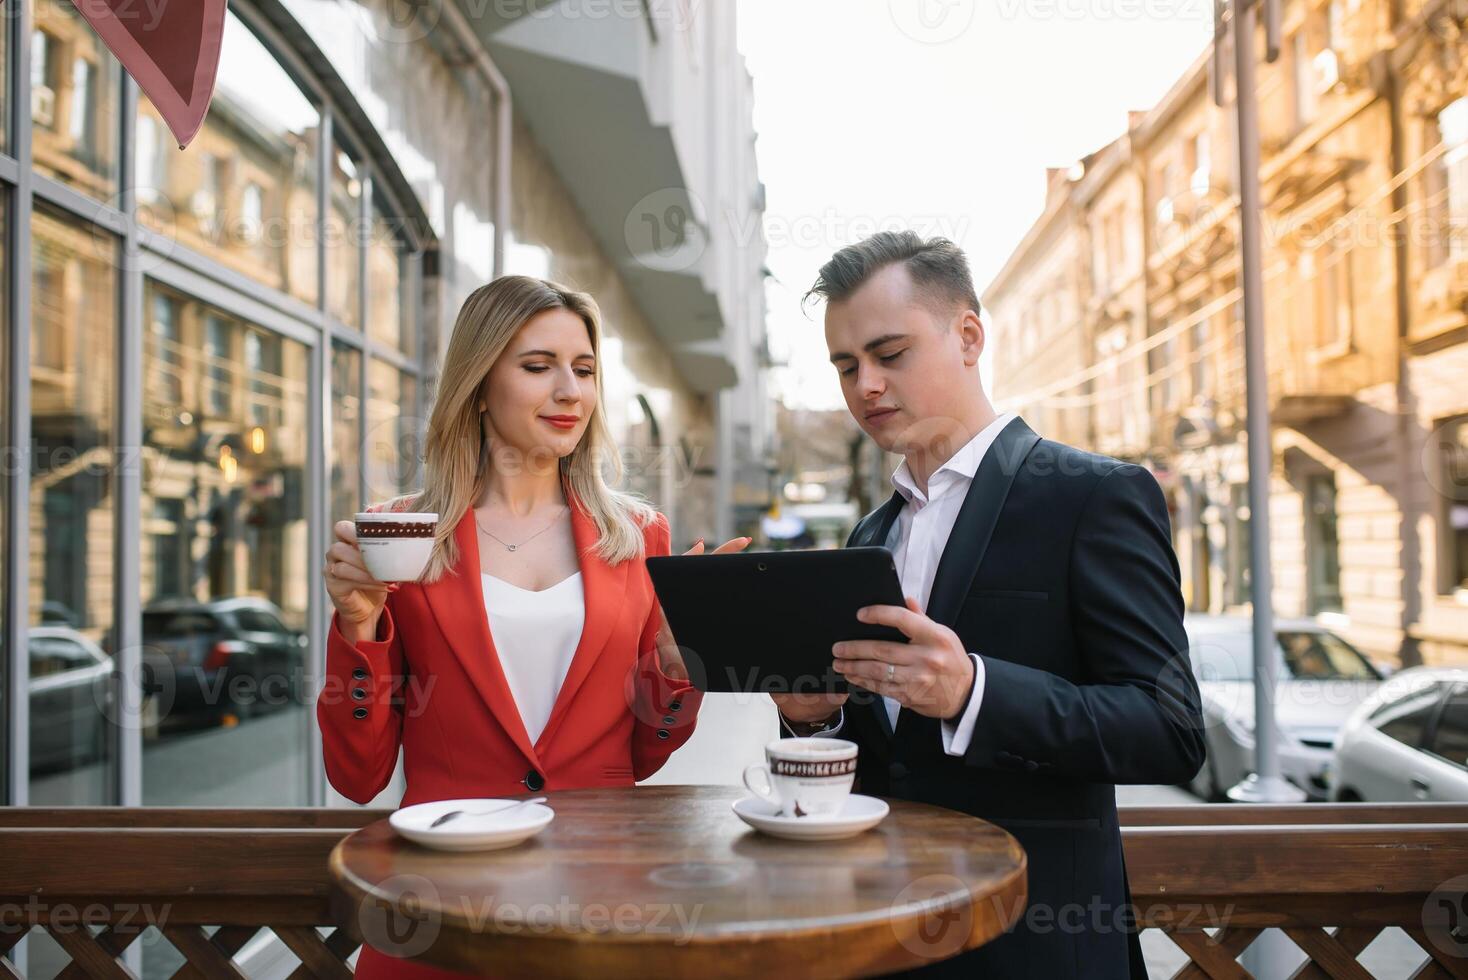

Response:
(772, 231), (1205, 979)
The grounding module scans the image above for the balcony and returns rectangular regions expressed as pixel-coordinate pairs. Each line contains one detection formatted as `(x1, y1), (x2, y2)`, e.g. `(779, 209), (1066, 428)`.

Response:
(2, 801), (1465, 977)
(459, 0), (736, 391)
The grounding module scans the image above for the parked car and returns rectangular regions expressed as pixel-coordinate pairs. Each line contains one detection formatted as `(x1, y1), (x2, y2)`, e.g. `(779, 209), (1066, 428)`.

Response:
(29, 627), (113, 774)
(141, 596), (307, 727)
(1185, 614), (1386, 801)
(1329, 667), (1468, 802)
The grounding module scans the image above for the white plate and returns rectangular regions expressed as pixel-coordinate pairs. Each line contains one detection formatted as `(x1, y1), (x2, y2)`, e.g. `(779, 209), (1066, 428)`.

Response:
(731, 794), (889, 841)
(389, 798), (555, 851)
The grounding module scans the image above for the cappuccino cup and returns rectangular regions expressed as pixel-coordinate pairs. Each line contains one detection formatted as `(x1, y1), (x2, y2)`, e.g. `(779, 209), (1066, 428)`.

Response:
(354, 512), (438, 582)
(742, 737), (857, 818)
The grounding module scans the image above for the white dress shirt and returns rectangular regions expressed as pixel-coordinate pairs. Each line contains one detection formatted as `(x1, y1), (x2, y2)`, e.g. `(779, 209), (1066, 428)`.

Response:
(481, 572), (585, 745)
(781, 413), (1016, 757)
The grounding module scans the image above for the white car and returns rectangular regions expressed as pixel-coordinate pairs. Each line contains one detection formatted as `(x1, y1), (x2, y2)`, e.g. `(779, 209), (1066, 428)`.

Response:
(1185, 614), (1387, 801)
(1329, 667), (1468, 802)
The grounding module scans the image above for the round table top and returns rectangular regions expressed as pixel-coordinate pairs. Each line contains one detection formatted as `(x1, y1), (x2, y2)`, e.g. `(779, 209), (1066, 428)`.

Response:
(328, 785), (1027, 978)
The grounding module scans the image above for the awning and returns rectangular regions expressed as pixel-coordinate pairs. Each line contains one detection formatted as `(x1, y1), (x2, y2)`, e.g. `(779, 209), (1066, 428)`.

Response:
(19, 0), (228, 149)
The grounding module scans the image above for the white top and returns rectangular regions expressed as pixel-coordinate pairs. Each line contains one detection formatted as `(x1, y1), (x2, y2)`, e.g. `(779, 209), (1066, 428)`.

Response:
(884, 412), (1015, 746)
(480, 571), (585, 745)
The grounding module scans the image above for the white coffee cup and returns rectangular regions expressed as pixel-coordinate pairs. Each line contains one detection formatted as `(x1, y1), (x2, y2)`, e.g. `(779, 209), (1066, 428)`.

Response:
(354, 512), (438, 582)
(742, 737), (858, 818)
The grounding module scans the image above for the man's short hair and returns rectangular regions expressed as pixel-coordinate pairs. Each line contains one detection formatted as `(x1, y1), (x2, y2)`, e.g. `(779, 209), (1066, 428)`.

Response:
(805, 230), (982, 320)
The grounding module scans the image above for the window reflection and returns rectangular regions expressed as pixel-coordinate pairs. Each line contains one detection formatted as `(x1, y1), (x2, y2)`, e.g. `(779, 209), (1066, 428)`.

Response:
(31, 0), (119, 198)
(367, 191), (413, 354)
(140, 282), (310, 806)
(136, 13), (321, 307)
(328, 149), (363, 328)
(28, 205), (117, 805)
(365, 360), (420, 503)
(332, 341), (364, 522)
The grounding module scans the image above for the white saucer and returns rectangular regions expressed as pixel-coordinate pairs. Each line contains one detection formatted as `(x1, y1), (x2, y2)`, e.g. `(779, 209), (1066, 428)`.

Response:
(731, 794), (889, 841)
(389, 798), (554, 851)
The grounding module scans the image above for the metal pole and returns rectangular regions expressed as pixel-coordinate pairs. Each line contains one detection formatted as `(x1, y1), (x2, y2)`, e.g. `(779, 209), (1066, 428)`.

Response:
(1226, 0), (1304, 804)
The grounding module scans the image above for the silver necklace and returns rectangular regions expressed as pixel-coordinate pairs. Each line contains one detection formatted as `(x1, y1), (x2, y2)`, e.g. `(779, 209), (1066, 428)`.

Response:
(473, 504), (567, 552)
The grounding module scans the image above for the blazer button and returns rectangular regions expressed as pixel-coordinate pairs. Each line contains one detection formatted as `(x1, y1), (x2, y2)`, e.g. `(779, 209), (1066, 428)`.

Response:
(351, 688), (367, 701)
(889, 762), (910, 781)
(352, 707), (368, 719)
(351, 667), (368, 681)
(668, 701), (681, 712)
(662, 716), (677, 726)
(523, 770), (545, 792)
(656, 729), (670, 740)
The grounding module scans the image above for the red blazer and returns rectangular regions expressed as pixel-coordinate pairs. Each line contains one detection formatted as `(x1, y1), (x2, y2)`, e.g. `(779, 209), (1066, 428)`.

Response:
(318, 496), (703, 809)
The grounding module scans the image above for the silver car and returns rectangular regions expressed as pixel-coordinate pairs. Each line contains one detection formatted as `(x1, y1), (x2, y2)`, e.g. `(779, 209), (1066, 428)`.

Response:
(1185, 614), (1386, 801)
(1329, 667), (1468, 802)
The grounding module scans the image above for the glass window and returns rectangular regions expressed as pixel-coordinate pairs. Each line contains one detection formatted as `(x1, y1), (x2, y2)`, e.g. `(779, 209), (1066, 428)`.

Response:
(0, 2), (8, 153)
(136, 12), (321, 307)
(1278, 631), (1379, 680)
(331, 340), (364, 522)
(367, 190), (413, 355)
(1372, 684), (1444, 749)
(327, 149), (363, 328)
(28, 204), (117, 805)
(140, 283), (310, 806)
(1428, 686), (1468, 770)
(1437, 98), (1468, 266)
(31, 0), (119, 198)
(0, 193), (7, 801)
(365, 360), (419, 503)
(1306, 474), (1342, 613)
(1439, 416), (1468, 594)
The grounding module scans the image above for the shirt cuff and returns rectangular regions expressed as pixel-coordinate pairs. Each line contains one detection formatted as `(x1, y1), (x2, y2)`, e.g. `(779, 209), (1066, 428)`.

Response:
(779, 706), (845, 738)
(940, 654), (985, 757)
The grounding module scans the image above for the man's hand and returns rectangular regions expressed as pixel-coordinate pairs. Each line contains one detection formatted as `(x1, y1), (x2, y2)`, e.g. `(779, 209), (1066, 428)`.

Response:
(832, 596), (975, 720)
(653, 535), (752, 680)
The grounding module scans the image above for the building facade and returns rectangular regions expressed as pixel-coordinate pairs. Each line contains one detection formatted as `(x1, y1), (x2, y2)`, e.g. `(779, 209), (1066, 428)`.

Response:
(985, 0), (1468, 668)
(4, 0), (770, 811)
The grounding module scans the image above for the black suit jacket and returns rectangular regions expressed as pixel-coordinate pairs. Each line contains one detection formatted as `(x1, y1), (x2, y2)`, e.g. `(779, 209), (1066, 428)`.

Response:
(817, 417), (1205, 979)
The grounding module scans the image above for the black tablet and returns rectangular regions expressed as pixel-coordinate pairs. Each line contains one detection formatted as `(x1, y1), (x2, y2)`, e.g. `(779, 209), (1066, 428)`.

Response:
(644, 547), (908, 694)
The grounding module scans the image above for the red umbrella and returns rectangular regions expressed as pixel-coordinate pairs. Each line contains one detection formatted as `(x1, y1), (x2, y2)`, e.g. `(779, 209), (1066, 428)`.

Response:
(29, 0), (229, 149)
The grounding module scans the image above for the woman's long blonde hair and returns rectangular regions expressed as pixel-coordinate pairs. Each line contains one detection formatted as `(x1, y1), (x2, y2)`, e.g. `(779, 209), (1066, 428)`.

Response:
(377, 275), (657, 583)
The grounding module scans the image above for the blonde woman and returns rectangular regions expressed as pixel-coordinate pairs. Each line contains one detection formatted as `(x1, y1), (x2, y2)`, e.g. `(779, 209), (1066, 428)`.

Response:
(320, 276), (746, 980)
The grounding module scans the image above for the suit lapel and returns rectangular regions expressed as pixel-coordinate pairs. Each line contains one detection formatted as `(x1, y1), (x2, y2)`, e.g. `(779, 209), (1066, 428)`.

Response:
(533, 500), (629, 752)
(423, 508), (542, 769)
(890, 416), (1041, 744)
(921, 417), (1040, 628)
(420, 489), (629, 770)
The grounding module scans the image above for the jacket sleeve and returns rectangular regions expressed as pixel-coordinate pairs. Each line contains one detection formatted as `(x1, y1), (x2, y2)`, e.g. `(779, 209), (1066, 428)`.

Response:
(317, 501), (407, 804)
(957, 463), (1207, 785)
(631, 512), (704, 781)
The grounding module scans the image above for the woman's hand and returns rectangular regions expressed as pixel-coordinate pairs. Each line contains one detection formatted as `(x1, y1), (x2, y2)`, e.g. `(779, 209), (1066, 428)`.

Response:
(324, 520), (396, 640)
(653, 535), (752, 681)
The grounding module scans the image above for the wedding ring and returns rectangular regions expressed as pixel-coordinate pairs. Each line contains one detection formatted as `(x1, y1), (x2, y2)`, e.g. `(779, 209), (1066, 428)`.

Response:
(886, 663), (895, 683)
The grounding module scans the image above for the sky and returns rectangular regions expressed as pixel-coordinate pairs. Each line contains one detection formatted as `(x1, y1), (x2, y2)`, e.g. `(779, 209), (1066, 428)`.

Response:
(735, 0), (1214, 411)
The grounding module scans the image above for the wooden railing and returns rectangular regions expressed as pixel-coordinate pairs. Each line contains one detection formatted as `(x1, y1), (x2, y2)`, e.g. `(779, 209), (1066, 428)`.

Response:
(1, 803), (1466, 978)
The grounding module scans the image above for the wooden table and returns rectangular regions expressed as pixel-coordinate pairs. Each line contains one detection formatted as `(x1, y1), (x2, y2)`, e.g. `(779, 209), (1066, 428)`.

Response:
(328, 785), (1027, 978)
